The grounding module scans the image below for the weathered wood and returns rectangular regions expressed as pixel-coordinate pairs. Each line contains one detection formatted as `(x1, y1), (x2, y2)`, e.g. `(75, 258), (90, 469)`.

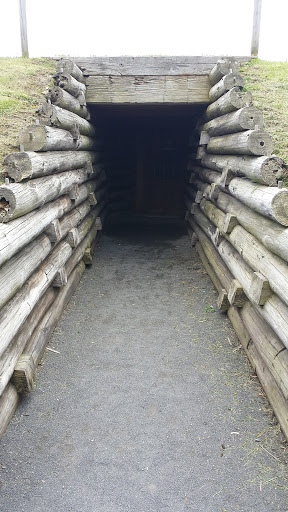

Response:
(207, 130), (273, 156)
(241, 301), (288, 399)
(0, 180), (97, 267)
(46, 87), (90, 119)
(228, 225), (288, 307)
(227, 178), (288, 226)
(38, 103), (96, 137)
(209, 60), (240, 86)
(0, 167), (91, 222)
(52, 267), (68, 287)
(216, 191), (288, 262)
(251, 0), (262, 57)
(227, 279), (247, 308)
(45, 219), (62, 243)
(73, 56), (249, 76)
(199, 198), (226, 232)
(195, 241), (229, 311)
(19, 0), (29, 58)
(0, 240), (72, 358)
(209, 73), (244, 102)
(65, 224), (98, 276)
(54, 73), (86, 105)
(12, 355), (35, 393)
(0, 384), (19, 439)
(227, 306), (254, 353)
(0, 196), (71, 267)
(257, 295), (288, 350)
(59, 199), (91, 240)
(3, 150), (98, 182)
(190, 165), (221, 186)
(248, 340), (288, 440)
(0, 288), (56, 397)
(187, 213), (233, 292)
(22, 262), (85, 375)
(0, 233), (52, 310)
(202, 107), (264, 137)
(217, 237), (254, 297)
(205, 87), (252, 121)
(85, 75), (211, 104)
(201, 153), (285, 186)
(249, 272), (272, 305)
(19, 125), (95, 152)
(56, 59), (85, 83)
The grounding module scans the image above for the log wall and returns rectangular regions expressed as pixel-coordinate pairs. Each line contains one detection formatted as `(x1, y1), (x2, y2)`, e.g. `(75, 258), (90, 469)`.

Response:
(0, 59), (108, 437)
(186, 58), (288, 439)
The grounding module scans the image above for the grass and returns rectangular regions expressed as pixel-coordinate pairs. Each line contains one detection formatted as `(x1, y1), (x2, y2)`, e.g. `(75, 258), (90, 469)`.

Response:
(240, 59), (288, 162)
(0, 57), (54, 170)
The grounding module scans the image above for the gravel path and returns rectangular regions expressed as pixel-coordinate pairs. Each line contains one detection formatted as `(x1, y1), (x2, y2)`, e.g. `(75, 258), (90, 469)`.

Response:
(0, 221), (287, 512)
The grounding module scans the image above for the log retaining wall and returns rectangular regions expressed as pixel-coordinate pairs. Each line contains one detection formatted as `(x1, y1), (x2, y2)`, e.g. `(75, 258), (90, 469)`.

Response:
(186, 58), (288, 438)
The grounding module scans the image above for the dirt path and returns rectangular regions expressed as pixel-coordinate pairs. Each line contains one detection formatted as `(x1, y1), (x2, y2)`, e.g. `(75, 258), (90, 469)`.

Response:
(0, 221), (287, 511)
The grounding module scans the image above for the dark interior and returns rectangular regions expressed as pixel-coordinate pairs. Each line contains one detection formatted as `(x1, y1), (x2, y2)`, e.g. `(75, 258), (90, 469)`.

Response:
(90, 104), (205, 222)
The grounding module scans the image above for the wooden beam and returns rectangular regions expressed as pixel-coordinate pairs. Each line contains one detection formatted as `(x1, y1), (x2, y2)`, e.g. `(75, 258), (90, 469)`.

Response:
(86, 75), (211, 104)
(251, 0), (262, 57)
(19, 0), (29, 58)
(71, 56), (251, 76)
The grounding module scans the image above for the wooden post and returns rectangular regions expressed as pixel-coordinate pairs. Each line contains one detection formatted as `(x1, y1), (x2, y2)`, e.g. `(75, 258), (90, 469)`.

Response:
(19, 0), (29, 58)
(251, 0), (262, 57)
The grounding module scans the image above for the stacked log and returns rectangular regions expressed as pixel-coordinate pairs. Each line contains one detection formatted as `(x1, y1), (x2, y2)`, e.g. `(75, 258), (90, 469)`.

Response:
(0, 59), (108, 437)
(186, 58), (288, 439)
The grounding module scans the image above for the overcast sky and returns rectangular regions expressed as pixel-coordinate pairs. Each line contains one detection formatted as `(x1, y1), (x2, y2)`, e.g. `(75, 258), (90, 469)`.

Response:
(0, 0), (287, 61)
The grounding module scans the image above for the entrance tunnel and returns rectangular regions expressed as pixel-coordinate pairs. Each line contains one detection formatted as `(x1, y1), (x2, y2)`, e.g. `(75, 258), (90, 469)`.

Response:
(0, 58), (288, 502)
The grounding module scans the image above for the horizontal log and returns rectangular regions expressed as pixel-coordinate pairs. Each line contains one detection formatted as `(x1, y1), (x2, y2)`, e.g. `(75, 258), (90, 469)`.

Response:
(209, 60), (240, 86)
(0, 384), (19, 439)
(202, 107), (264, 137)
(257, 295), (288, 350)
(209, 73), (244, 102)
(38, 103), (96, 137)
(0, 167), (91, 222)
(217, 238), (252, 301)
(228, 305), (288, 440)
(19, 125), (95, 152)
(0, 288), (56, 396)
(17, 262), (85, 391)
(47, 86), (90, 120)
(205, 87), (252, 121)
(199, 198), (228, 232)
(0, 240), (72, 358)
(207, 130), (273, 156)
(241, 301), (288, 399)
(65, 224), (98, 276)
(0, 180), (97, 267)
(59, 199), (91, 240)
(3, 150), (98, 182)
(227, 178), (288, 226)
(0, 196), (71, 266)
(85, 75), (210, 104)
(0, 233), (52, 310)
(190, 165), (222, 185)
(56, 59), (85, 83)
(186, 213), (233, 291)
(195, 241), (228, 311)
(216, 191), (288, 262)
(54, 73), (86, 105)
(73, 56), (248, 76)
(228, 225), (288, 307)
(201, 153), (286, 185)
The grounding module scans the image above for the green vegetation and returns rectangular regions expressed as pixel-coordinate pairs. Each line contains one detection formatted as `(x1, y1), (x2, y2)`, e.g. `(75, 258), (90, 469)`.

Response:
(0, 57), (54, 166)
(240, 59), (288, 162)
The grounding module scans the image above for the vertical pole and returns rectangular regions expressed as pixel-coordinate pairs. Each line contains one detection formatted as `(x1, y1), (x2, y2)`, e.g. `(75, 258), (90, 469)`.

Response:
(19, 0), (29, 58)
(251, 0), (262, 57)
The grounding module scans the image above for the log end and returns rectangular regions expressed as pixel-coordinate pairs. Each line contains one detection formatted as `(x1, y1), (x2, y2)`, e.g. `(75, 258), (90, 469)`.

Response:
(3, 152), (33, 182)
(19, 125), (47, 152)
(0, 187), (16, 222)
(271, 189), (288, 226)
